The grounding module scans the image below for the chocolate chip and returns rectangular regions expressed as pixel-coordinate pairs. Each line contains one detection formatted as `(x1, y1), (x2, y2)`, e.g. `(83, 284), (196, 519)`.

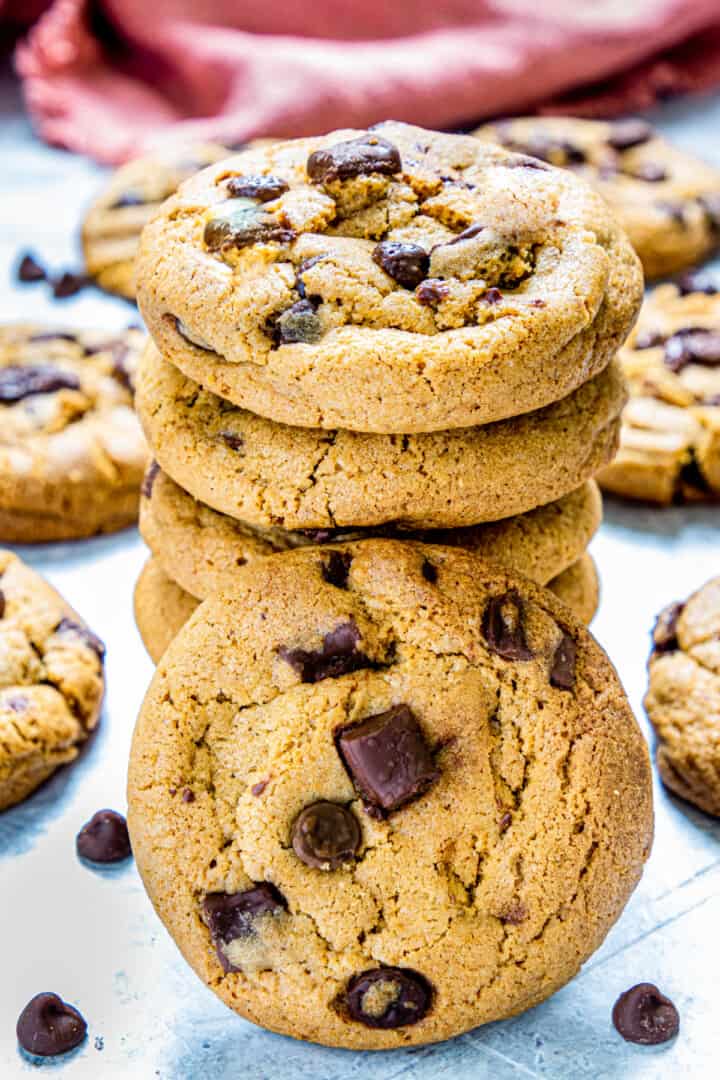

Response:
(306, 135), (401, 184)
(17, 252), (46, 283)
(675, 269), (718, 296)
(664, 328), (720, 372)
(279, 619), (371, 683)
(27, 331), (79, 344)
(141, 460), (160, 498)
(226, 175), (289, 202)
(321, 551), (352, 589)
(16, 993), (87, 1057)
(421, 559), (438, 584)
(55, 617), (106, 660)
(76, 810), (131, 863)
(607, 118), (654, 151)
(652, 601), (684, 653)
(346, 967), (432, 1028)
(110, 342), (134, 391)
(446, 222), (485, 245)
(483, 287), (503, 304)
(202, 884), (286, 972)
(416, 278), (450, 306)
(504, 154), (550, 171)
(500, 901), (527, 925)
(498, 810), (512, 832)
(0, 364), (81, 403)
(336, 704), (439, 816)
(267, 299), (323, 345)
(678, 449), (712, 496)
(0, 588), (5, 618)
(630, 162), (667, 183)
(217, 430), (244, 452)
(656, 200), (686, 225)
(295, 254), (326, 300)
(204, 202), (295, 250)
(498, 133), (584, 165)
(372, 241), (429, 289)
(52, 271), (90, 299)
(291, 801), (361, 869)
(110, 191), (146, 208)
(164, 314), (215, 351)
(550, 631), (576, 690)
(634, 329), (665, 350)
(612, 983), (679, 1045)
(483, 591), (533, 661)
(251, 778), (269, 796)
(698, 193), (720, 230)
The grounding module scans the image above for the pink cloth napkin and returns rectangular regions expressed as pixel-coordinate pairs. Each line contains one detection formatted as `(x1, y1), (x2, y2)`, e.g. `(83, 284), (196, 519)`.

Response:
(11, 0), (720, 163)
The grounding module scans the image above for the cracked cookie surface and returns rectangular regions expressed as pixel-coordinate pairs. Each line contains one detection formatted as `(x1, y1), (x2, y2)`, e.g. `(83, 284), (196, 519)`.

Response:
(0, 324), (149, 542)
(137, 341), (624, 530)
(0, 550), (105, 810)
(598, 283), (720, 505)
(136, 121), (641, 433)
(128, 541), (652, 1047)
(475, 117), (720, 280)
(645, 578), (720, 816)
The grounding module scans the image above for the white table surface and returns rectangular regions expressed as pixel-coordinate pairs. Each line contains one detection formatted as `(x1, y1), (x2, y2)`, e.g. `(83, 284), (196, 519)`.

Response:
(0, 67), (719, 1079)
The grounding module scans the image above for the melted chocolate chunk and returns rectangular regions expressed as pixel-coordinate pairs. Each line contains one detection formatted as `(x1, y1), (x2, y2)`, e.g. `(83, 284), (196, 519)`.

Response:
(306, 135), (401, 183)
(550, 631), (576, 690)
(295, 254), (326, 300)
(321, 551), (352, 589)
(612, 983), (679, 1045)
(17, 252), (46, 283)
(141, 460), (160, 498)
(416, 278), (450, 306)
(163, 314), (215, 352)
(675, 269), (718, 296)
(202, 884), (286, 972)
(226, 175), (289, 202)
(16, 993), (87, 1057)
(204, 203), (295, 250)
(372, 241), (429, 289)
(346, 967), (432, 1028)
(446, 222), (485, 245)
(279, 619), (371, 683)
(607, 118), (654, 151)
(267, 299), (323, 345)
(217, 430), (245, 452)
(652, 601), (685, 654)
(0, 365), (81, 403)
(76, 810), (131, 863)
(698, 192), (720, 230)
(482, 591), (533, 661)
(336, 704), (439, 816)
(664, 327), (720, 372)
(291, 801), (361, 869)
(55, 617), (106, 660)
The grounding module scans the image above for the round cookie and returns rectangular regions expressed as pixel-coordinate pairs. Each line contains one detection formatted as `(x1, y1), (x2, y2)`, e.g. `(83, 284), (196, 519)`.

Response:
(0, 325), (149, 542)
(137, 342), (624, 530)
(134, 558), (199, 664)
(546, 553), (599, 626)
(0, 550), (105, 810)
(598, 283), (720, 505)
(474, 117), (720, 280)
(128, 541), (653, 1048)
(135, 121), (642, 434)
(645, 579), (720, 816)
(82, 144), (230, 300)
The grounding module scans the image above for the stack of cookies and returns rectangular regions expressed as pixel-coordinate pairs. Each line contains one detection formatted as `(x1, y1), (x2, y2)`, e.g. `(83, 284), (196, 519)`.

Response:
(130, 121), (642, 661)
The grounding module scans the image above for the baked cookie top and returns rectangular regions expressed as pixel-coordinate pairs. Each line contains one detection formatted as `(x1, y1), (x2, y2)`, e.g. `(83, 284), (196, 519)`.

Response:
(0, 550), (105, 809)
(136, 121), (641, 433)
(645, 578), (720, 816)
(128, 541), (652, 1049)
(475, 117), (720, 280)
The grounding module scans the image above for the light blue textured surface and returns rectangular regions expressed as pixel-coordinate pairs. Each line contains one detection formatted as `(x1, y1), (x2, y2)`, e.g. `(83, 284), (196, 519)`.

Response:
(1, 69), (719, 1078)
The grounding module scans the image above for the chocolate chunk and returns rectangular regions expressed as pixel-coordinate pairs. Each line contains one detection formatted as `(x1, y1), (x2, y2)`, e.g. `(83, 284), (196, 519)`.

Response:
(52, 271), (90, 299)
(446, 222), (485, 245)
(321, 551), (352, 589)
(141, 460), (160, 498)
(498, 133), (584, 165)
(483, 287), (503, 304)
(295, 254), (326, 300)
(28, 331), (78, 344)
(634, 329), (665, 350)
(337, 704), (439, 816)
(204, 202), (295, 250)
(550, 631), (576, 690)
(698, 192), (720, 230)
(652, 601), (684, 654)
(16, 993), (87, 1057)
(17, 252), (46, 283)
(416, 278), (450, 306)
(163, 314), (215, 352)
(202, 884), (286, 972)
(631, 162), (667, 183)
(182, 788), (195, 803)
(612, 983), (679, 1045)
(0, 588), (5, 618)
(291, 801), (361, 869)
(664, 328), (720, 372)
(76, 810), (131, 863)
(421, 558), (438, 584)
(251, 778), (269, 796)
(675, 269), (718, 296)
(678, 449), (712, 496)
(500, 901), (527, 925)
(346, 967), (432, 1028)
(656, 200), (686, 225)
(607, 119), (654, 151)
(110, 191), (146, 208)
(217, 430), (245, 452)
(226, 175), (289, 202)
(306, 135), (401, 184)
(372, 241), (429, 289)
(55, 617), (106, 660)
(483, 591), (533, 661)
(267, 299), (323, 345)
(504, 154), (550, 171)
(110, 342), (134, 392)
(498, 810), (512, 832)
(0, 365), (81, 403)
(279, 619), (371, 683)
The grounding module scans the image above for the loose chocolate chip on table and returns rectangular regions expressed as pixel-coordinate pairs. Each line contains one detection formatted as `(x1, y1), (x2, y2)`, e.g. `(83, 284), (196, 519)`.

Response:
(675, 269), (718, 295)
(279, 619), (372, 683)
(202, 884), (286, 971)
(483, 591), (533, 661)
(372, 241), (429, 289)
(16, 993), (87, 1057)
(698, 192), (720, 230)
(612, 983), (679, 1045)
(204, 202), (295, 250)
(267, 299), (323, 345)
(217, 430), (245, 452)
(306, 135), (401, 184)
(55, 617), (106, 660)
(0, 364), (81, 403)
(291, 800), (361, 869)
(416, 278), (450, 306)
(630, 162), (668, 183)
(337, 704), (439, 816)
(664, 328), (720, 372)
(17, 251), (46, 283)
(346, 967), (432, 1028)
(76, 810), (131, 863)
(321, 550), (352, 589)
(607, 118), (654, 151)
(652, 601), (685, 653)
(226, 175), (289, 202)
(141, 460), (160, 498)
(550, 631), (577, 690)
(52, 271), (90, 299)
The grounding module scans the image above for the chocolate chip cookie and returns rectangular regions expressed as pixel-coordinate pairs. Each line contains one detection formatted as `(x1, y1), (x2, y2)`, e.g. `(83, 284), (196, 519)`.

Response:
(82, 143), (230, 300)
(475, 117), (720, 280)
(598, 283), (720, 504)
(0, 324), (149, 542)
(0, 550), (105, 810)
(645, 578), (720, 816)
(133, 557), (200, 663)
(136, 121), (641, 434)
(137, 342), (624, 530)
(128, 541), (652, 1047)
(546, 553), (599, 626)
